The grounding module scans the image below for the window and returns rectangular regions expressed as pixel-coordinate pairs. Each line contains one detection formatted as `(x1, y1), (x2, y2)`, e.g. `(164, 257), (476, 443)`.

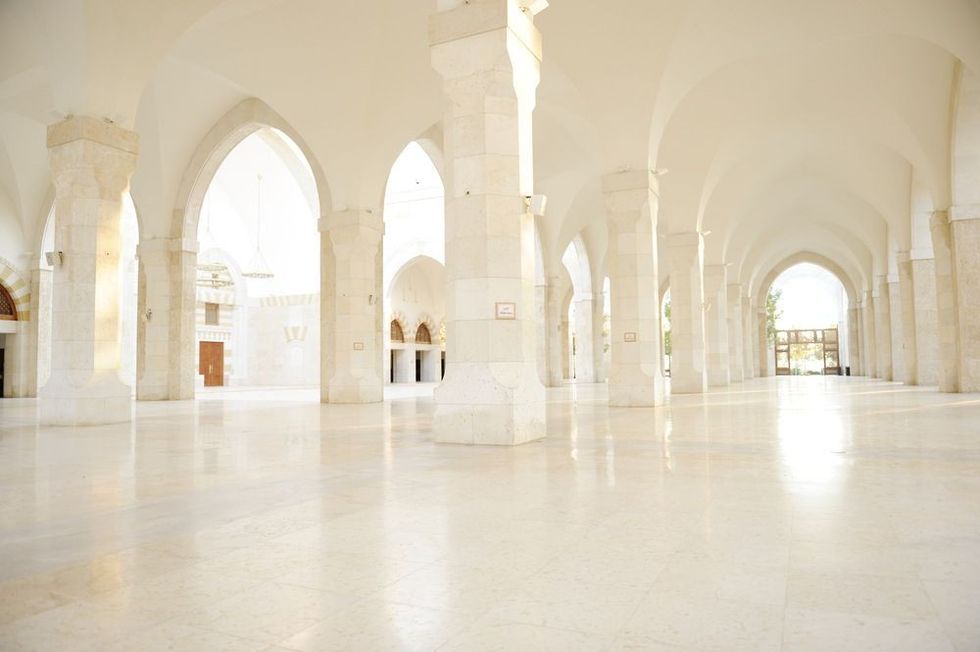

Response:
(205, 302), (219, 326)
(391, 320), (404, 342)
(415, 323), (431, 344)
(0, 285), (16, 321)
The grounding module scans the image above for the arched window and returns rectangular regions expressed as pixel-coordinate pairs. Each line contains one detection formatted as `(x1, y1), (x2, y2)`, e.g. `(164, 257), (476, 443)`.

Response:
(415, 323), (431, 344)
(0, 284), (16, 320)
(391, 320), (404, 342)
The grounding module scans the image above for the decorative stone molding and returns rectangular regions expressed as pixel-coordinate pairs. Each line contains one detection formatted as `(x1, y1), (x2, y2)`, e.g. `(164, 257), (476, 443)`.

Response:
(0, 257), (30, 321)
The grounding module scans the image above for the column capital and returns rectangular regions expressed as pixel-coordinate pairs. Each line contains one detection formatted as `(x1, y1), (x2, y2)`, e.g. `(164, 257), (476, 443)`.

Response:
(47, 115), (139, 154)
(666, 231), (703, 250)
(929, 210), (950, 229)
(136, 236), (198, 258)
(950, 203), (980, 222)
(318, 209), (384, 234)
(601, 169), (659, 196)
(429, 0), (542, 62)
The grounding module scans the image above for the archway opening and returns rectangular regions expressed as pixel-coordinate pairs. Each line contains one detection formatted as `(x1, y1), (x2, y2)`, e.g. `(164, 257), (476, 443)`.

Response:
(767, 263), (848, 376)
(383, 142), (446, 387)
(560, 238), (595, 383)
(195, 128), (319, 391)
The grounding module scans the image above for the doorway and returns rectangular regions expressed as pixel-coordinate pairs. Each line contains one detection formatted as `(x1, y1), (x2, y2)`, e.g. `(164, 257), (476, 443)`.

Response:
(774, 328), (840, 375)
(199, 341), (225, 386)
(415, 351), (422, 382)
(0, 348), (4, 397)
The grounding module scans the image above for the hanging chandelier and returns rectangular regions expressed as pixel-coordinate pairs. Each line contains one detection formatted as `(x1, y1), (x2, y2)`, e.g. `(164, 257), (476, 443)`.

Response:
(243, 173), (274, 279)
(196, 196), (234, 288)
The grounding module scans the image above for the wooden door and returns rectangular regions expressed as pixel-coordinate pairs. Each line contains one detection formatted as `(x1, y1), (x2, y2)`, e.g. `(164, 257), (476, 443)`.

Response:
(199, 341), (224, 387)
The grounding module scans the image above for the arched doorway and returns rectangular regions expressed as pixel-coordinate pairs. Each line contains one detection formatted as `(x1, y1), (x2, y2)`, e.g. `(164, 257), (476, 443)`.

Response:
(766, 263), (848, 376)
(193, 128), (319, 391)
(382, 142), (446, 387)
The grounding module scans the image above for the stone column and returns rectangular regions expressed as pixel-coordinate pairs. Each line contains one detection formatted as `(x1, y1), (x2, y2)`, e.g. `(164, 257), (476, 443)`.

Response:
(393, 347), (415, 383)
(911, 257), (939, 385)
(592, 287), (607, 382)
(949, 209), (980, 392)
(602, 170), (665, 406)
(873, 279), (893, 381)
(861, 292), (877, 378)
(726, 283), (744, 382)
(572, 295), (597, 382)
(136, 236), (197, 400)
(742, 295), (755, 379)
(847, 306), (861, 376)
(320, 209), (384, 403)
(534, 281), (548, 385)
(544, 276), (564, 386)
(887, 275), (904, 383)
(932, 208), (980, 392)
(429, 0), (546, 443)
(421, 348), (442, 382)
(560, 314), (570, 380)
(757, 306), (768, 376)
(665, 232), (706, 393)
(702, 264), (730, 386)
(897, 254), (918, 384)
(39, 116), (138, 425)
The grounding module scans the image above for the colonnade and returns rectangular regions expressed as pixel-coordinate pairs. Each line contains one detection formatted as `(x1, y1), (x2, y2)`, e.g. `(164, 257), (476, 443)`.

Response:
(3, 0), (979, 448)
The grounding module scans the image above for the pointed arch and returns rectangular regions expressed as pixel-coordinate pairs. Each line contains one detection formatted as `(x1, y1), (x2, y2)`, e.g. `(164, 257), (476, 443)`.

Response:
(172, 97), (332, 241)
(0, 257), (30, 321)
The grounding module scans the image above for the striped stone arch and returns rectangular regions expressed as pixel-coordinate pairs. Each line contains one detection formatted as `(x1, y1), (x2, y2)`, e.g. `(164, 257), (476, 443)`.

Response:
(413, 315), (438, 344)
(389, 312), (407, 343)
(0, 257), (30, 321)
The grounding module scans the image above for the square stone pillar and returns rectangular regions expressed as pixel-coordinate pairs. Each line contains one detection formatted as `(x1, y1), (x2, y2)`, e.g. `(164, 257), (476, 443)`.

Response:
(705, 266), (731, 385)
(949, 209), (980, 392)
(429, 1), (546, 443)
(602, 170), (665, 406)
(136, 237), (197, 400)
(742, 295), (755, 379)
(665, 232), (707, 393)
(573, 296), (597, 382)
(931, 208), (980, 392)
(873, 280), (893, 381)
(887, 276), (904, 383)
(911, 257), (939, 385)
(534, 281), (548, 384)
(320, 210), (384, 403)
(861, 292), (877, 378)
(757, 306), (769, 376)
(847, 306), (861, 376)
(726, 283), (744, 382)
(592, 288), (607, 382)
(392, 347), (416, 383)
(703, 264), (730, 386)
(40, 116), (138, 425)
(897, 254), (918, 384)
(543, 275), (565, 387)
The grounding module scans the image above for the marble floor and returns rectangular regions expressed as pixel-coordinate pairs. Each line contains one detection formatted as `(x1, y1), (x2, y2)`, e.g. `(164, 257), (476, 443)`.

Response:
(0, 377), (978, 651)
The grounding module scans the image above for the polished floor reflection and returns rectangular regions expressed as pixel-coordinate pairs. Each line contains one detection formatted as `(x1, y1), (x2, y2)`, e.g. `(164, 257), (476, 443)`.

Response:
(1, 378), (978, 650)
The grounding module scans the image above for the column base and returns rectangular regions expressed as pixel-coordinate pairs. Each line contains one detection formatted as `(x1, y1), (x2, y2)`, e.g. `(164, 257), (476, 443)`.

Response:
(326, 373), (383, 404)
(434, 364), (545, 445)
(39, 371), (132, 426)
(608, 367), (665, 407)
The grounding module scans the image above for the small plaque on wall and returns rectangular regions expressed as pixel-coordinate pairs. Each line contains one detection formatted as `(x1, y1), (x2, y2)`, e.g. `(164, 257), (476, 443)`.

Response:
(623, 332), (637, 342)
(495, 302), (516, 320)
(352, 342), (364, 351)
